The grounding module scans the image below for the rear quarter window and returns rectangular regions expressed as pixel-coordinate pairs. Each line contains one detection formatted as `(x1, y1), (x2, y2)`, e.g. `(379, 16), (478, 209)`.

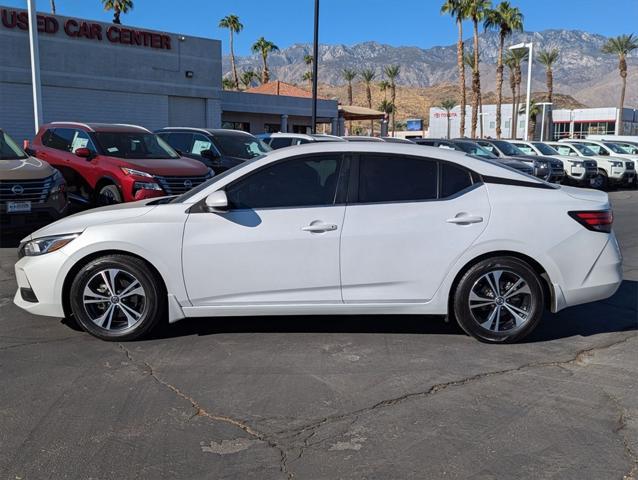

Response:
(440, 163), (473, 198)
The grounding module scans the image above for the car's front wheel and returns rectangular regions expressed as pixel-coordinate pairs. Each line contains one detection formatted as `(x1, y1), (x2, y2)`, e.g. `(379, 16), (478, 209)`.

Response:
(96, 184), (123, 205)
(69, 254), (165, 341)
(453, 257), (545, 343)
(590, 170), (608, 190)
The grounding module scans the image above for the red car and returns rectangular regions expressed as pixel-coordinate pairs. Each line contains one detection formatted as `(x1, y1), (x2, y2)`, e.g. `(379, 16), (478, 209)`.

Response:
(31, 123), (212, 204)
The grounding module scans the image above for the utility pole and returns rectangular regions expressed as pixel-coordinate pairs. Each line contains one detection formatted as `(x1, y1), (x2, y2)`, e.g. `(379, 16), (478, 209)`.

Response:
(27, 0), (43, 134)
(311, 0), (319, 133)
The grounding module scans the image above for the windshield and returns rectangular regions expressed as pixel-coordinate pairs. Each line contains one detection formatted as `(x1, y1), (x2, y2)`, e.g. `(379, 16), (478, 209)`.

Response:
(603, 142), (627, 154)
(95, 132), (179, 159)
(170, 157), (261, 204)
(454, 142), (497, 158)
(491, 140), (524, 156)
(213, 133), (271, 159)
(0, 131), (28, 160)
(570, 143), (596, 156)
(532, 142), (559, 155)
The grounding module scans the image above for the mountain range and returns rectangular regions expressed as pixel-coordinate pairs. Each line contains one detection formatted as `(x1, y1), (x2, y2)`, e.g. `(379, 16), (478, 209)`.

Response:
(223, 29), (638, 109)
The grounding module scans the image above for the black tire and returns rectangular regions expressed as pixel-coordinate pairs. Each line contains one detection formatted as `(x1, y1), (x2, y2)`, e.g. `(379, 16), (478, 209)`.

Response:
(590, 170), (608, 190)
(96, 184), (123, 205)
(69, 254), (166, 341)
(453, 256), (545, 344)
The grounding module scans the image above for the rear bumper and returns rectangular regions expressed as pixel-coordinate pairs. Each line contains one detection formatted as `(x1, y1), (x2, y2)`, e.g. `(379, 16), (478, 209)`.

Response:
(553, 233), (623, 311)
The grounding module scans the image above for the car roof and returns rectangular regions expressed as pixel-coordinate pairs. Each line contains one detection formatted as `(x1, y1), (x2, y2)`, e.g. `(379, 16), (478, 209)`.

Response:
(159, 127), (255, 137)
(45, 122), (151, 133)
(342, 136), (385, 142)
(262, 133), (315, 140)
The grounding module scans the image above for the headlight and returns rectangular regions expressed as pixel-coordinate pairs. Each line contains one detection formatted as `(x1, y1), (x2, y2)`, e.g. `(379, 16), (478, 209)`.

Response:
(570, 160), (584, 167)
(610, 161), (623, 167)
(20, 233), (80, 257)
(50, 170), (66, 194)
(121, 167), (154, 178)
(133, 181), (163, 191)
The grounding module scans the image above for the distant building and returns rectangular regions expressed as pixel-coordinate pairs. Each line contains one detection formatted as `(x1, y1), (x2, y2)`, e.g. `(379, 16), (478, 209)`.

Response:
(428, 104), (638, 140)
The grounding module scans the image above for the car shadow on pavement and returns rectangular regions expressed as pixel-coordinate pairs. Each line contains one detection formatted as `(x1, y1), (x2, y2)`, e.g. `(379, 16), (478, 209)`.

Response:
(148, 280), (638, 343)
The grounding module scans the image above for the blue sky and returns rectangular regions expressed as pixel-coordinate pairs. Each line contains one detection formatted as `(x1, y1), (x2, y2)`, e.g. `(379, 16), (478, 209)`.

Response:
(4, 0), (637, 55)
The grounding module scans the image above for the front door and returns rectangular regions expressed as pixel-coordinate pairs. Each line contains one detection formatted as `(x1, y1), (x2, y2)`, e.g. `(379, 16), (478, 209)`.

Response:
(340, 154), (490, 303)
(182, 154), (346, 306)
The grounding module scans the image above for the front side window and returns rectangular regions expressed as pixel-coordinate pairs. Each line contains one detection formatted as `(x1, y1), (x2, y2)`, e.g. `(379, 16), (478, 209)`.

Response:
(43, 128), (76, 151)
(554, 145), (576, 156)
(226, 156), (341, 209)
(0, 131), (28, 160)
(191, 133), (217, 155)
(570, 143), (596, 156)
(605, 142), (630, 154)
(492, 141), (524, 156)
(70, 130), (97, 153)
(532, 142), (559, 156)
(477, 142), (499, 156)
(582, 142), (606, 155)
(161, 132), (193, 153)
(212, 133), (271, 159)
(358, 155), (437, 203)
(512, 143), (536, 155)
(95, 132), (179, 159)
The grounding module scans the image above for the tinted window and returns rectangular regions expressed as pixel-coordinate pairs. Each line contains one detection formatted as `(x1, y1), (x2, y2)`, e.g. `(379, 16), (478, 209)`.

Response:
(359, 155), (437, 203)
(163, 132), (193, 153)
(491, 140), (524, 156)
(212, 132), (271, 159)
(441, 163), (473, 198)
(95, 132), (179, 159)
(269, 138), (294, 149)
(44, 128), (75, 151)
(532, 142), (559, 155)
(0, 131), (28, 159)
(478, 142), (500, 156)
(226, 156), (341, 209)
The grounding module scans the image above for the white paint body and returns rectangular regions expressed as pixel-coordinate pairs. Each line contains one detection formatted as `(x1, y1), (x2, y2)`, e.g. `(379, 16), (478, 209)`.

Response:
(548, 141), (632, 183)
(14, 143), (623, 323)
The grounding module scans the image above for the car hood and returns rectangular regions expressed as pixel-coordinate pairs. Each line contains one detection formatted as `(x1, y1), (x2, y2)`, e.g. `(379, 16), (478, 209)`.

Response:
(498, 157), (532, 168)
(23, 198), (161, 241)
(119, 157), (209, 176)
(561, 185), (609, 204)
(0, 156), (57, 180)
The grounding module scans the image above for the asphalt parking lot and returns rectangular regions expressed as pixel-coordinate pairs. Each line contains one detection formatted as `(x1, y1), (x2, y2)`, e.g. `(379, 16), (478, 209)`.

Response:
(1, 192), (637, 480)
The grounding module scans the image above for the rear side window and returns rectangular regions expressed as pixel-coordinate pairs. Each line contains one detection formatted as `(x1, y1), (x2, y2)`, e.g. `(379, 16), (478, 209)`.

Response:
(269, 138), (294, 149)
(163, 132), (193, 153)
(440, 163), (473, 198)
(358, 155), (437, 203)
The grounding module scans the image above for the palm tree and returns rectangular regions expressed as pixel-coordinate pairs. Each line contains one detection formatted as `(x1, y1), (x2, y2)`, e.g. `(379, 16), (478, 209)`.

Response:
(537, 48), (559, 103)
(361, 69), (377, 134)
(484, 1), (524, 138)
(378, 99), (395, 116)
(505, 48), (528, 138)
(384, 65), (400, 135)
(519, 100), (540, 139)
(222, 77), (237, 90)
(302, 54), (314, 89)
(441, 0), (470, 138)
(342, 68), (357, 105)
(467, 0), (490, 138)
(439, 99), (458, 139)
(504, 53), (517, 138)
(219, 15), (244, 90)
(378, 80), (390, 101)
(251, 37), (279, 84)
(50, 0), (56, 14)
(464, 49), (484, 137)
(602, 34), (638, 133)
(239, 70), (257, 90)
(101, 0), (133, 25)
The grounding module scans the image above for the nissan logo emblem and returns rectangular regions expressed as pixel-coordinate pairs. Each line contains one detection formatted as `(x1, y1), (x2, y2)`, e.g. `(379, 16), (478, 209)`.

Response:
(11, 185), (24, 195)
(183, 179), (193, 189)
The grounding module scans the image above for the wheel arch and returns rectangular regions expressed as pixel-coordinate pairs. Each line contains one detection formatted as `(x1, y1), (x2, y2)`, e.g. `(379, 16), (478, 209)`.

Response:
(446, 250), (554, 316)
(61, 249), (167, 320)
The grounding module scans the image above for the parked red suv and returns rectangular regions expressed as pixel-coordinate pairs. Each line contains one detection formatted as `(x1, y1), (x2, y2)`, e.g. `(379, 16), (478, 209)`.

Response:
(30, 123), (212, 204)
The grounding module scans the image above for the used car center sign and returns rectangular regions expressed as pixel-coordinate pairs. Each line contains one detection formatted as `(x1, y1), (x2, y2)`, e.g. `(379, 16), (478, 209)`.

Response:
(1, 8), (172, 50)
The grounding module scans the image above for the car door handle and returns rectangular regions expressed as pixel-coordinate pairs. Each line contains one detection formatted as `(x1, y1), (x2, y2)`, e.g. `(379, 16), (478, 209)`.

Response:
(302, 223), (338, 233)
(446, 214), (484, 225)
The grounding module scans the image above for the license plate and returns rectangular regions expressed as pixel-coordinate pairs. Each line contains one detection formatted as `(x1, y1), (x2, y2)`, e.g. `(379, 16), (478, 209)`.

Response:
(7, 201), (31, 213)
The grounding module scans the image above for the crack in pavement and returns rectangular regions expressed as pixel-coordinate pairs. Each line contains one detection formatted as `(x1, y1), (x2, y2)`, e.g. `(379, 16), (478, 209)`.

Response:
(117, 344), (295, 479)
(604, 391), (638, 480)
(0, 335), (77, 351)
(117, 333), (638, 476)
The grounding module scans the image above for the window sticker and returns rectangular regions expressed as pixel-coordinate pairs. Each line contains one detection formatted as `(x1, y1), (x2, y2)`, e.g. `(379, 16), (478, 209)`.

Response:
(192, 140), (212, 155)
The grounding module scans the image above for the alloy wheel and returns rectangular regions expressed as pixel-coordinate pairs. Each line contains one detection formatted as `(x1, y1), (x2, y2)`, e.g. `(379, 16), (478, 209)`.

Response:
(468, 269), (533, 333)
(82, 268), (146, 331)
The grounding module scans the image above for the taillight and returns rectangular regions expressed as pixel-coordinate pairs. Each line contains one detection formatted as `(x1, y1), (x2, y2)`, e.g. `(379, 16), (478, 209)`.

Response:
(568, 210), (613, 233)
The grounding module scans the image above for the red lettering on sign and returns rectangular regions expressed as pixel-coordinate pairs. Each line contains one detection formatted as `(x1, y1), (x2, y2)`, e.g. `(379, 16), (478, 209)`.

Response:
(106, 25), (119, 42)
(64, 19), (78, 37)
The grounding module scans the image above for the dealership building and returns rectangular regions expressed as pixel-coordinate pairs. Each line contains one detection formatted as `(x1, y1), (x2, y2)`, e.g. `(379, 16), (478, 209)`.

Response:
(428, 103), (638, 140)
(0, 6), (338, 142)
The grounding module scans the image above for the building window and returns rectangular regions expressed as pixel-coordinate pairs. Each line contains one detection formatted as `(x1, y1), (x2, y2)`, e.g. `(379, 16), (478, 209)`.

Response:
(504, 120), (510, 129)
(292, 125), (311, 134)
(264, 123), (281, 133)
(553, 122), (571, 140)
(222, 121), (250, 132)
(489, 121), (495, 129)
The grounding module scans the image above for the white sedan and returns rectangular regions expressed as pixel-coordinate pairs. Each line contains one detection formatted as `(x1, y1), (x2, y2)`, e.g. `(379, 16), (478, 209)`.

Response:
(14, 143), (623, 343)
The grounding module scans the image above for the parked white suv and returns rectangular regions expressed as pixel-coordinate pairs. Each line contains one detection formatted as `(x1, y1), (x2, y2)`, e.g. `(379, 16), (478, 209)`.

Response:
(559, 139), (636, 188)
(509, 141), (595, 186)
(14, 143), (622, 344)
(547, 141), (626, 190)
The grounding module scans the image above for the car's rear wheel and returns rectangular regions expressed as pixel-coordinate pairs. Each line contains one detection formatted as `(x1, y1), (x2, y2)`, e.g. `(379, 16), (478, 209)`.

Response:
(97, 184), (123, 205)
(453, 257), (545, 343)
(69, 255), (165, 341)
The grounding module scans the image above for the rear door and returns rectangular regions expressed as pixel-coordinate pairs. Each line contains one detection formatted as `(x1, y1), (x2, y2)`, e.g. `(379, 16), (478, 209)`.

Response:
(340, 154), (491, 303)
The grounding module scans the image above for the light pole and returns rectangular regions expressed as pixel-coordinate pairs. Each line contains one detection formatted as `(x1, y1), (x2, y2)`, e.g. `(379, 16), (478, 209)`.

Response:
(537, 102), (552, 141)
(478, 112), (490, 138)
(27, 0), (43, 134)
(310, 0), (319, 134)
(509, 42), (533, 140)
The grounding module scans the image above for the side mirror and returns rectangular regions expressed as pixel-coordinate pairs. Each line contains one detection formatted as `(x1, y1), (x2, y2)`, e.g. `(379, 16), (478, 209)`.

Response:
(75, 147), (93, 160)
(200, 149), (221, 160)
(204, 190), (228, 213)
